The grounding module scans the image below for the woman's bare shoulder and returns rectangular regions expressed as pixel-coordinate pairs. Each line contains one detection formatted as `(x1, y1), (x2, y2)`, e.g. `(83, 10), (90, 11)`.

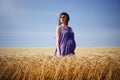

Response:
(56, 26), (61, 31)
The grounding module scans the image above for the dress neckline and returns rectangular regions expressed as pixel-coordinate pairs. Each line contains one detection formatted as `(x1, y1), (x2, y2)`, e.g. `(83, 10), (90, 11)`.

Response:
(61, 26), (69, 30)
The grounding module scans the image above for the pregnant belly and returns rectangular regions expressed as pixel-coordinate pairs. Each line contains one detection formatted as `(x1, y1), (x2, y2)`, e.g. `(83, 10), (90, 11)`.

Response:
(60, 39), (76, 54)
(67, 39), (76, 49)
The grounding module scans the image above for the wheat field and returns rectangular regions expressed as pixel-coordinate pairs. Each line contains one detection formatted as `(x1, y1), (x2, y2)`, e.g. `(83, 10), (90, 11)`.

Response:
(0, 48), (120, 80)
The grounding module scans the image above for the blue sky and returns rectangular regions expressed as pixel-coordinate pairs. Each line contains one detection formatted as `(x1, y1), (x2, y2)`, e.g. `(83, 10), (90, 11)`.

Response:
(0, 0), (120, 47)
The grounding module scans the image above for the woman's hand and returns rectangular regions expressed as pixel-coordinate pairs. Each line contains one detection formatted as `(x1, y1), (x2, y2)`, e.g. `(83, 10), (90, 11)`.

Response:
(57, 51), (61, 57)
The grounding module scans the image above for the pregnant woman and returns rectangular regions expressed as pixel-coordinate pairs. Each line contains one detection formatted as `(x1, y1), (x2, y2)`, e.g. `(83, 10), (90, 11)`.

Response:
(54, 12), (76, 57)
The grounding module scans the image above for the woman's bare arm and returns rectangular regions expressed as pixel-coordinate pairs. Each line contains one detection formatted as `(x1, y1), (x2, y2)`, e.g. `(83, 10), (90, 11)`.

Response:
(56, 26), (61, 56)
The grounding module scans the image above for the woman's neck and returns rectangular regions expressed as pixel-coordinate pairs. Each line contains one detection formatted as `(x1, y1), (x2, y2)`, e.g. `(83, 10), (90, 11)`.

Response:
(61, 23), (68, 27)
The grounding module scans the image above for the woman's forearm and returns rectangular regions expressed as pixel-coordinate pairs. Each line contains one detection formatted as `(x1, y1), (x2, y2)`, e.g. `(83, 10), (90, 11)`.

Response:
(56, 39), (60, 55)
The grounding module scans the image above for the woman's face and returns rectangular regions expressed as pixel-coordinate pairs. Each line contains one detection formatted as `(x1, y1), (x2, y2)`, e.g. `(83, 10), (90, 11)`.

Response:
(59, 15), (67, 24)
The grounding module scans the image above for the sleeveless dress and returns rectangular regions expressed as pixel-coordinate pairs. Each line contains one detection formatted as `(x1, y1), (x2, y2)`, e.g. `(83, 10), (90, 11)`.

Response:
(54, 26), (76, 56)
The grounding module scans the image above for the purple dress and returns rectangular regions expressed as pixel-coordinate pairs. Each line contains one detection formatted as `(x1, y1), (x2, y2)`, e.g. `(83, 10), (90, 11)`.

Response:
(54, 26), (76, 56)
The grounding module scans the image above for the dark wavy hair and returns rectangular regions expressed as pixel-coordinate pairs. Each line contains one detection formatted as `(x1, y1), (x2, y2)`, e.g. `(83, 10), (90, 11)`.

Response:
(59, 12), (70, 25)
